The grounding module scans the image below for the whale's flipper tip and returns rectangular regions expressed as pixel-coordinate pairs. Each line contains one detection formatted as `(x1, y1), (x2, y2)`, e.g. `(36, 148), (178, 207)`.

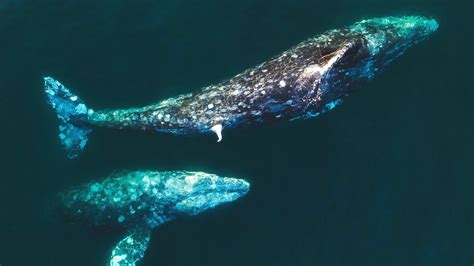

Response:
(110, 228), (151, 266)
(211, 124), (223, 142)
(44, 77), (92, 159)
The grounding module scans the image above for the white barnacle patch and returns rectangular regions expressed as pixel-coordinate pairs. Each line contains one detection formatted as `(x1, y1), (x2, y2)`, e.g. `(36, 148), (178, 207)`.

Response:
(251, 110), (261, 116)
(142, 175), (151, 191)
(366, 31), (386, 55)
(90, 183), (100, 192)
(279, 80), (287, 88)
(291, 53), (298, 58)
(207, 103), (214, 109)
(185, 174), (198, 185)
(75, 103), (87, 114)
(262, 69), (268, 73)
(111, 255), (127, 266)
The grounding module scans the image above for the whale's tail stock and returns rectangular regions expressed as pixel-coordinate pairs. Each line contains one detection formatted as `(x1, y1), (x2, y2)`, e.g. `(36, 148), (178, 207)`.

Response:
(44, 77), (93, 159)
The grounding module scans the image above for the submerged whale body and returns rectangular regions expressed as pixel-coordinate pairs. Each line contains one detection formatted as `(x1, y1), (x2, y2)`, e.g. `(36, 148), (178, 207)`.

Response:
(44, 16), (438, 158)
(60, 170), (249, 266)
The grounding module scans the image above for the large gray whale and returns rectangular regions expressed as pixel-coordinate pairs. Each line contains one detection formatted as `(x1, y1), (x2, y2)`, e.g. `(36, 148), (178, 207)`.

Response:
(44, 16), (438, 158)
(60, 170), (249, 266)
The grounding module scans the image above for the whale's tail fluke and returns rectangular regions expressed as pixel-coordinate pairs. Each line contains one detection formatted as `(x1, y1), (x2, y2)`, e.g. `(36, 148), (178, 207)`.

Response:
(44, 77), (92, 159)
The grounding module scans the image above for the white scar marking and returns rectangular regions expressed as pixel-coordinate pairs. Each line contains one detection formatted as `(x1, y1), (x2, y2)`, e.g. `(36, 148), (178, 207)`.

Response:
(299, 42), (353, 80)
(300, 64), (323, 78)
(321, 44), (350, 72)
(211, 124), (223, 142)
(279, 80), (286, 87)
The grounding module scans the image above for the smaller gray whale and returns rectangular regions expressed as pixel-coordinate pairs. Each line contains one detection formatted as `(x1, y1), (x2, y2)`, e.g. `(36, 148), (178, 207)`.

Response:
(44, 16), (438, 158)
(60, 170), (249, 266)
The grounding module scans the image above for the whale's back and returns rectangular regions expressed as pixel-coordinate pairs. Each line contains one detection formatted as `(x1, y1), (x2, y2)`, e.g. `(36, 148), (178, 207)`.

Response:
(59, 171), (169, 228)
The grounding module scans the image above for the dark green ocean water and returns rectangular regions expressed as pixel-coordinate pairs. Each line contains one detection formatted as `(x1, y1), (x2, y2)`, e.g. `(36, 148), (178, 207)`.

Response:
(1, 0), (473, 265)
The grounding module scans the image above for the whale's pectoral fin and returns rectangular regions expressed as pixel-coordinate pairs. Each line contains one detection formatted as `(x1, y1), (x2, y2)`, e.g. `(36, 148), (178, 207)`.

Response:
(109, 228), (152, 266)
(211, 124), (223, 142)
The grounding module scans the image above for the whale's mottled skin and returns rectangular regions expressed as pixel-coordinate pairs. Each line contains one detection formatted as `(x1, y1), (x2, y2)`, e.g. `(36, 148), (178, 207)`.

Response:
(60, 170), (249, 266)
(44, 16), (438, 158)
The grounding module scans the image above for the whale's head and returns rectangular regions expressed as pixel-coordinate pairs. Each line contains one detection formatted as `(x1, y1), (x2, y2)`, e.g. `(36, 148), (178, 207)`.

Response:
(168, 172), (250, 216)
(343, 16), (439, 80)
(311, 16), (438, 108)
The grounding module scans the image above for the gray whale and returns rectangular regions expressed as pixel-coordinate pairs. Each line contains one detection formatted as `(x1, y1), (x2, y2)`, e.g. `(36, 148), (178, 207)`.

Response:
(44, 16), (438, 158)
(60, 170), (249, 265)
